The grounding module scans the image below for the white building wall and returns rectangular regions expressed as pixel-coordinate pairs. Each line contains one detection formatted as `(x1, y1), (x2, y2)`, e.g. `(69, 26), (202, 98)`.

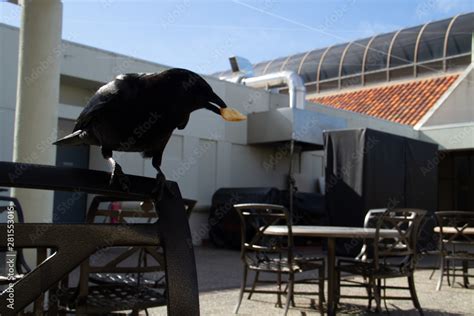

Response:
(422, 66), (474, 127)
(0, 25), (19, 167)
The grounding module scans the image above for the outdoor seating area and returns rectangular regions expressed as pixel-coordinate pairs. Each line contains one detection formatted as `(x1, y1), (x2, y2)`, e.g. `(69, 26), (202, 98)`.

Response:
(161, 246), (474, 316)
(1, 163), (473, 315)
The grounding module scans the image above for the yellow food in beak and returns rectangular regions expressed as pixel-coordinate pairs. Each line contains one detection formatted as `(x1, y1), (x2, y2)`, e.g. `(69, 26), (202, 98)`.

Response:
(220, 107), (247, 122)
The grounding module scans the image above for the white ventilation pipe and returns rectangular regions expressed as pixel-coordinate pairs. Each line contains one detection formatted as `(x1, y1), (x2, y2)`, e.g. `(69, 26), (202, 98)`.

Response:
(240, 71), (306, 109)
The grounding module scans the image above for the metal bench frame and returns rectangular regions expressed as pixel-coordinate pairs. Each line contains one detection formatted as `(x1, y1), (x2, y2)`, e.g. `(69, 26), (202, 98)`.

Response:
(0, 161), (199, 315)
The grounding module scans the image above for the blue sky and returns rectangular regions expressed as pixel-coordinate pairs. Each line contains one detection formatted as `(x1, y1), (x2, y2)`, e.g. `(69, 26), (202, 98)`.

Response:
(0, 0), (472, 74)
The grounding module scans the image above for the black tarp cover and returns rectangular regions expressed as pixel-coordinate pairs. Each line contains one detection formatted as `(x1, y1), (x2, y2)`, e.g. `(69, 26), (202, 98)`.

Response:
(208, 187), (280, 249)
(324, 128), (438, 256)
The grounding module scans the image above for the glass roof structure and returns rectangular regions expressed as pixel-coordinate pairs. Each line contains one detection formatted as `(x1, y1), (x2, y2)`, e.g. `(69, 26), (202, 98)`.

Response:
(216, 13), (473, 91)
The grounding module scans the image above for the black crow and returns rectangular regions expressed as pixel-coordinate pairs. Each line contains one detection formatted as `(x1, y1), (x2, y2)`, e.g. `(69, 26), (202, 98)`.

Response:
(53, 68), (245, 196)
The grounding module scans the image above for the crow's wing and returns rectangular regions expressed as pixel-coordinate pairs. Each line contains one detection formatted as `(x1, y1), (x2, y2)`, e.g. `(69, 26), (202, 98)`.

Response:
(74, 73), (146, 131)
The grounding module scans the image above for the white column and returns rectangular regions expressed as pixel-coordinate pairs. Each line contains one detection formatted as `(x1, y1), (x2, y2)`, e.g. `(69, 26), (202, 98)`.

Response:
(11, 0), (63, 224)
(471, 33), (474, 64)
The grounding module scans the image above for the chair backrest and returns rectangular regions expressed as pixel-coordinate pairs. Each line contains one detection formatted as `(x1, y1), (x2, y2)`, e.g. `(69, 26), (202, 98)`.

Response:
(233, 203), (293, 269)
(355, 209), (387, 261)
(373, 209), (426, 270)
(77, 196), (165, 299)
(435, 211), (474, 247)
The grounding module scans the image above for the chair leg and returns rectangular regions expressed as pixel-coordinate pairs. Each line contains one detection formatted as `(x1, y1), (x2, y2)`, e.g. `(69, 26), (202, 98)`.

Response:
(429, 251), (441, 280)
(290, 293), (296, 307)
(408, 275), (423, 315)
(319, 278), (325, 316)
(284, 274), (294, 316)
(276, 271), (282, 308)
(371, 277), (381, 312)
(462, 260), (469, 288)
(377, 278), (383, 312)
(428, 268), (436, 280)
(429, 258), (439, 280)
(451, 259), (456, 286)
(247, 271), (260, 300)
(234, 265), (248, 314)
(367, 285), (373, 311)
(319, 265), (325, 316)
(447, 259), (452, 286)
(436, 257), (445, 291)
(334, 270), (340, 307)
(319, 264), (326, 303)
(285, 273), (295, 307)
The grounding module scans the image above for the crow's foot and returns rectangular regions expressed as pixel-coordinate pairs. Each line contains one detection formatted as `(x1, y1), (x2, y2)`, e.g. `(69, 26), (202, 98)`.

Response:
(151, 172), (167, 201)
(109, 163), (131, 192)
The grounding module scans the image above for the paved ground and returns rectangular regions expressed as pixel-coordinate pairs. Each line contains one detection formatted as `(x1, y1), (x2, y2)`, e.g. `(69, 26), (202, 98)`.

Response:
(149, 246), (473, 316)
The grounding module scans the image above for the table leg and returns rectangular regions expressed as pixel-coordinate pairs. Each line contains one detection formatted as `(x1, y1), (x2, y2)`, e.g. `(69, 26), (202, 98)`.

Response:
(327, 238), (336, 316)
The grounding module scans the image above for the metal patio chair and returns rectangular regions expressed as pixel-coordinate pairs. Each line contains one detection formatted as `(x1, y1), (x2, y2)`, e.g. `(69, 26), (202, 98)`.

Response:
(435, 211), (474, 290)
(335, 209), (426, 315)
(233, 203), (325, 316)
(55, 196), (165, 315)
(334, 208), (386, 302)
(56, 196), (196, 315)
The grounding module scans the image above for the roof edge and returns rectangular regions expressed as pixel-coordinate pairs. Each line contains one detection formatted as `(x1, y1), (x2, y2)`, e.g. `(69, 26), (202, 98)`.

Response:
(414, 63), (473, 130)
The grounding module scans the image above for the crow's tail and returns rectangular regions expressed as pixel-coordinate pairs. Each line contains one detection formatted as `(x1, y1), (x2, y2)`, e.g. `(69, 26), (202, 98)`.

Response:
(53, 130), (88, 146)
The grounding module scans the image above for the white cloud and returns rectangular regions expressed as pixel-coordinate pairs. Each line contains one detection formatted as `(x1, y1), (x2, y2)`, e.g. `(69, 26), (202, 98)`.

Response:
(357, 21), (401, 38)
(415, 0), (473, 19)
(434, 0), (471, 13)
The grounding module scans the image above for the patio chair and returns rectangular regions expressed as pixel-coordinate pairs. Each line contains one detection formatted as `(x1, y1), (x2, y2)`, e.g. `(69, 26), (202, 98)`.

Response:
(333, 209), (386, 302)
(335, 208), (426, 314)
(55, 196), (196, 314)
(435, 211), (474, 290)
(233, 203), (325, 316)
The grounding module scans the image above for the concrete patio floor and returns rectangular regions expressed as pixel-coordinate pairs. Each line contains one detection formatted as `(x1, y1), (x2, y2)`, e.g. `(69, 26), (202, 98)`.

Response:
(149, 246), (473, 315)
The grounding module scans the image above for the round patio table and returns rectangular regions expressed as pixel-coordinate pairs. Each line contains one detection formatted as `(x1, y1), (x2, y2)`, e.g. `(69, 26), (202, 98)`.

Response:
(264, 225), (400, 316)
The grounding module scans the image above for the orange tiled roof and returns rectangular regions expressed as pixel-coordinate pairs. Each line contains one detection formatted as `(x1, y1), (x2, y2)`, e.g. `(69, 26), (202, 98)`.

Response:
(309, 74), (459, 126)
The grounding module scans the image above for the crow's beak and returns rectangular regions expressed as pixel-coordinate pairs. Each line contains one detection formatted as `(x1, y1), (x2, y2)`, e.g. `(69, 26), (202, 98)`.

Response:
(205, 92), (246, 122)
(205, 92), (227, 115)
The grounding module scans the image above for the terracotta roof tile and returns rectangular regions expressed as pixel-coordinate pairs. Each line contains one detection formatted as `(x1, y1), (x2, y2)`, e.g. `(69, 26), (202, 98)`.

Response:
(310, 74), (459, 125)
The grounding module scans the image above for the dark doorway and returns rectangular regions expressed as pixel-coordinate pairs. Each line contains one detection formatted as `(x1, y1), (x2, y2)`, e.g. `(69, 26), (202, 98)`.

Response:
(438, 150), (474, 211)
(53, 144), (90, 223)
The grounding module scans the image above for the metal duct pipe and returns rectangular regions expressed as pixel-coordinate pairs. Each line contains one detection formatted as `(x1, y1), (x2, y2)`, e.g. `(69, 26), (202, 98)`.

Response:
(241, 71), (306, 109)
